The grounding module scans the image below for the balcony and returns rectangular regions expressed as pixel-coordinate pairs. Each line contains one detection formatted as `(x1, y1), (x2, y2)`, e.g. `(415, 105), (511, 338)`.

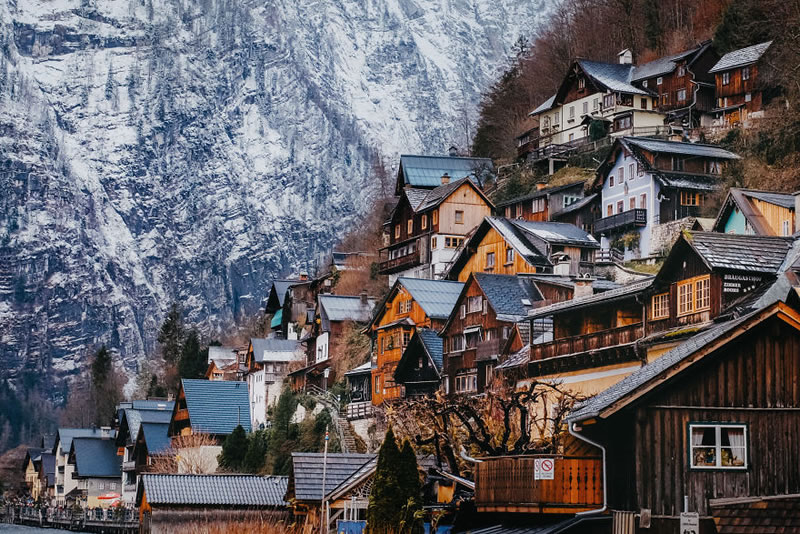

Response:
(122, 460), (136, 472)
(530, 322), (644, 361)
(378, 249), (421, 275)
(594, 208), (647, 234)
(475, 455), (603, 513)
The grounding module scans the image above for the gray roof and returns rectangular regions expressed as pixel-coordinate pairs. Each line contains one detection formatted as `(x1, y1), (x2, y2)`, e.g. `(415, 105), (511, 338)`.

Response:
(578, 59), (649, 95)
(344, 360), (372, 376)
(140, 474), (288, 507)
(484, 218), (552, 267)
(318, 295), (376, 324)
(473, 273), (543, 321)
(512, 219), (600, 248)
(399, 277), (464, 320)
(495, 181), (585, 209)
(290, 453), (375, 501)
(271, 279), (299, 307)
(631, 44), (704, 81)
(655, 171), (720, 191)
(405, 188), (431, 211)
(124, 407), (173, 444)
(496, 345), (531, 371)
(742, 190), (796, 209)
(140, 422), (171, 455)
(468, 516), (588, 534)
(181, 379), (251, 434)
(417, 176), (489, 212)
(528, 278), (654, 319)
(687, 231), (793, 273)
(208, 346), (238, 364)
(56, 428), (108, 456)
(41, 453), (55, 486)
(623, 137), (740, 160)
(250, 338), (301, 363)
(529, 94), (556, 116)
(399, 155), (493, 189)
(521, 273), (621, 292)
(709, 41), (772, 73)
(416, 328), (444, 371)
(71, 437), (121, 478)
(553, 193), (597, 217)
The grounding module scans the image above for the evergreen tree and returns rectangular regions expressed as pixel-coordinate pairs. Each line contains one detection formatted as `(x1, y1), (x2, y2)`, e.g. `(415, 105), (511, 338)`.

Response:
(713, 0), (771, 54)
(243, 430), (270, 473)
(220, 424), (248, 471)
(91, 345), (112, 385)
(158, 302), (184, 364)
(367, 427), (405, 533)
(398, 440), (422, 534)
(178, 330), (207, 379)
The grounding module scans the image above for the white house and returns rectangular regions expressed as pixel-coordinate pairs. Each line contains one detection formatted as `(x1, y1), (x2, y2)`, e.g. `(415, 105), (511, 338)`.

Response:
(53, 428), (110, 505)
(245, 338), (303, 429)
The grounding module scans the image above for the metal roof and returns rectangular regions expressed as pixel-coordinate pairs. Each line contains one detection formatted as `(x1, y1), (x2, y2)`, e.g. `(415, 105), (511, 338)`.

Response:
(473, 273), (543, 321)
(709, 41), (772, 73)
(578, 59), (649, 95)
(140, 474), (288, 506)
(528, 278), (654, 319)
(399, 155), (493, 189)
(743, 190), (796, 209)
(290, 453), (375, 501)
(271, 279), (300, 307)
(631, 44), (704, 81)
(687, 231), (793, 273)
(487, 218), (553, 265)
(318, 295), (376, 324)
(140, 422), (171, 455)
(416, 328), (444, 371)
(655, 171), (720, 191)
(529, 94), (556, 116)
(344, 360), (372, 376)
(513, 219), (600, 248)
(41, 453), (56, 486)
(208, 346), (238, 363)
(622, 137), (741, 160)
(250, 338), (300, 363)
(56, 428), (108, 456)
(181, 379), (252, 434)
(495, 181), (586, 209)
(71, 437), (121, 478)
(521, 273), (621, 292)
(398, 277), (464, 320)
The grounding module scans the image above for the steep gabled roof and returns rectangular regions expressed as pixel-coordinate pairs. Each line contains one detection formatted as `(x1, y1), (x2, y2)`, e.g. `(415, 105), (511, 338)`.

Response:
(624, 137), (740, 160)
(711, 188), (792, 235)
(54, 428), (107, 457)
(265, 279), (302, 313)
(139, 474), (287, 507)
(139, 422), (171, 456)
(397, 155), (494, 190)
(250, 338), (301, 363)
(745, 190), (796, 209)
(685, 231), (793, 274)
(527, 278), (654, 320)
(397, 278), (464, 320)
(473, 273), (543, 321)
(529, 94), (557, 117)
(709, 41), (772, 73)
(318, 295), (376, 324)
(631, 42), (708, 81)
(179, 379), (251, 434)
(513, 219), (600, 248)
(71, 437), (121, 478)
(289, 453), (375, 502)
(577, 59), (649, 95)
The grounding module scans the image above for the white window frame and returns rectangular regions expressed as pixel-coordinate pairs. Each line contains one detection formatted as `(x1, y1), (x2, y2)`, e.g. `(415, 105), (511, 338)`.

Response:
(467, 295), (483, 314)
(656, 76), (663, 86)
(689, 423), (748, 470)
(783, 220), (791, 236)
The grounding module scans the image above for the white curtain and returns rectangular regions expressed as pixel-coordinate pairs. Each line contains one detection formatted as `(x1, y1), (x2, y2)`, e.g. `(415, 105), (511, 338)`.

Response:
(727, 427), (745, 449)
(691, 427), (704, 447)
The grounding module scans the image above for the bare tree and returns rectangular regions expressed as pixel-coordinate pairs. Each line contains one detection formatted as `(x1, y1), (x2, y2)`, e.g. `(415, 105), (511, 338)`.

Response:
(149, 433), (220, 474)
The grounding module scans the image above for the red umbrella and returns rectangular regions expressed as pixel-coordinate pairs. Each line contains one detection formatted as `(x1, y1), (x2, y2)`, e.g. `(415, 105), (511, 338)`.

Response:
(97, 492), (121, 500)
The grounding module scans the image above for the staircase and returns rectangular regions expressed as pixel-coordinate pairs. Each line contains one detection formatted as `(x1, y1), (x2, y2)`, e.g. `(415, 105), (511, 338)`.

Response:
(306, 385), (362, 453)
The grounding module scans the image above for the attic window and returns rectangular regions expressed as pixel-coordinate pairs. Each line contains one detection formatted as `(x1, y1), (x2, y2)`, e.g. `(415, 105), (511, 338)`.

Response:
(742, 67), (750, 81)
(394, 225), (400, 239)
(407, 219), (413, 235)
(578, 77), (586, 89)
(455, 210), (464, 224)
(468, 296), (483, 314)
(677, 65), (686, 77)
(657, 76), (663, 85)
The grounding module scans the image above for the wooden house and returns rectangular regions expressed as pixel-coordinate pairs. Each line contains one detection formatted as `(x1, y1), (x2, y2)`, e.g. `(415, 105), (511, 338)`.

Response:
(394, 153), (494, 196)
(137, 474), (288, 534)
(494, 181), (586, 223)
(367, 277), (463, 404)
(445, 217), (599, 282)
(709, 41), (773, 126)
(712, 188), (795, 236)
(393, 328), (444, 398)
(567, 293), (800, 533)
(515, 121), (539, 161)
(631, 41), (718, 126)
(439, 273), (542, 396)
(591, 137), (740, 259)
(343, 361), (373, 420)
(551, 193), (600, 234)
(169, 379), (251, 439)
(380, 176), (494, 282)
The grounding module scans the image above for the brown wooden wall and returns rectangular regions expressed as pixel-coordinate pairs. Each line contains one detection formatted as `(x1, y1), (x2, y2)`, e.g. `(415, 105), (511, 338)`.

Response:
(598, 314), (800, 517)
(455, 227), (541, 282)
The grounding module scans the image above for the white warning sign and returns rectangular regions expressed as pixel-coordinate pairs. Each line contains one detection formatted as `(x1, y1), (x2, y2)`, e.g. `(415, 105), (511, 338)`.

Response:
(534, 458), (555, 480)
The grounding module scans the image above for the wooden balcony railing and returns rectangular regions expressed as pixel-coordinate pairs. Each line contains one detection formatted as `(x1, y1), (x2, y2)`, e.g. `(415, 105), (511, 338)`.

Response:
(530, 322), (643, 361)
(475, 455), (603, 513)
(378, 249), (421, 274)
(594, 208), (647, 234)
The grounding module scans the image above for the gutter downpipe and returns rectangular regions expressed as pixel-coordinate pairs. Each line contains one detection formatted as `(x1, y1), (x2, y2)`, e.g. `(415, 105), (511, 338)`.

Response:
(568, 420), (607, 516)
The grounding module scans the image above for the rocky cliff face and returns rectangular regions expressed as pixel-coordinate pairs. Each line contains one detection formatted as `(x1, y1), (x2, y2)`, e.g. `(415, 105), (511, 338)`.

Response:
(0, 0), (548, 397)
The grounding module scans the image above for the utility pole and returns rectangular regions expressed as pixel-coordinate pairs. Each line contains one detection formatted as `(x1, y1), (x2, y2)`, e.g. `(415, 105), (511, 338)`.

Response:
(320, 426), (329, 534)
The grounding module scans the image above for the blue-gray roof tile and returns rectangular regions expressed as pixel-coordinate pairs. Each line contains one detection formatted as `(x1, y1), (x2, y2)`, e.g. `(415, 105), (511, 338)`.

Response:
(71, 437), (121, 478)
(398, 278), (464, 320)
(473, 273), (543, 321)
(290, 453), (375, 501)
(709, 41), (772, 73)
(140, 474), (287, 506)
(181, 379), (251, 434)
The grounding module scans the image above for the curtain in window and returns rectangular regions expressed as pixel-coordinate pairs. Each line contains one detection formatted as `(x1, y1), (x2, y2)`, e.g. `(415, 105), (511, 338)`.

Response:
(691, 428), (704, 447)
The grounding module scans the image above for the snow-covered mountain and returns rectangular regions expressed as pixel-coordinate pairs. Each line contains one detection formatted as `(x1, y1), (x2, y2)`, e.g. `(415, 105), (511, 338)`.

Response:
(0, 0), (549, 396)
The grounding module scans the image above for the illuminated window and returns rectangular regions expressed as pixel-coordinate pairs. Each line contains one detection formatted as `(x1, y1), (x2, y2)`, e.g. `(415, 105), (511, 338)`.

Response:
(677, 275), (711, 316)
(681, 191), (704, 206)
(432, 210), (438, 225)
(394, 225), (400, 239)
(651, 293), (669, 320)
(407, 219), (413, 235)
(421, 214), (428, 230)
(689, 423), (747, 469)
(431, 236), (438, 249)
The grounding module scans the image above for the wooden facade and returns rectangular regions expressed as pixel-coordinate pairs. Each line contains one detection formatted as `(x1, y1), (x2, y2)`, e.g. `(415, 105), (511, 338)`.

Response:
(496, 182), (586, 224)
(714, 63), (763, 124)
(451, 226), (542, 283)
(577, 302), (800, 533)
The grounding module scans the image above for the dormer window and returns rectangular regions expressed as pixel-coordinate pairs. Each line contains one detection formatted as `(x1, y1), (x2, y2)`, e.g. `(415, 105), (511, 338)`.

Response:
(578, 77), (586, 89)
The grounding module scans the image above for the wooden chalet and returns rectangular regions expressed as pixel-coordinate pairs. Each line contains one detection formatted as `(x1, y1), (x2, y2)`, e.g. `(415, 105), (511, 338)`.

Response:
(380, 176), (494, 281)
(515, 118), (539, 161)
(445, 217), (599, 282)
(367, 277), (463, 404)
(137, 474), (288, 533)
(343, 361), (373, 420)
(169, 379), (251, 439)
(394, 153), (494, 196)
(591, 137), (740, 259)
(393, 328), (444, 398)
(567, 292), (800, 533)
(494, 181), (586, 223)
(439, 273), (542, 396)
(630, 41), (718, 126)
(712, 188), (796, 236)
(709, 41), (773, 126)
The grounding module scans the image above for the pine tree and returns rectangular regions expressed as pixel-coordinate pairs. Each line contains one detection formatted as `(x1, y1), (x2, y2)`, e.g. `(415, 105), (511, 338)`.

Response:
(398, 440), (422, 534)
(158, 302), (184, 364)
(367, 427), (405, 533)
(220, 425), (248, 471)
(243, 430), (270, 473)
(91, 345), (112, 385)
(178, 330), (207, 379)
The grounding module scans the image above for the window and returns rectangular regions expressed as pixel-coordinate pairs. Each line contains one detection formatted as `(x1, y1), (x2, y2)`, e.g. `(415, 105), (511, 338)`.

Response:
(569, 106), (575, 119)
(421, 214), (427, 229)
(455, 372), (477, 394)
(641, 98), (648, 110)
(677, 65), (686, 77)
(642, 80), (648, 88)
(431, 236), (438, 249)
(455, 210), (464, 224)
(407, 219), (413, 234)
(629, 197), (636, 210)
(432, 210), (438, 225)
(569, 133), (574, 142)
(661, 93), (669, 106)
(607, 204), (613, 216)
(617, 201), (624, 214)
(505, 206), (512, 218)
(745, 92), (752, 102)
(515, 203), (522, 218)
(505, 247), (514, 264)
(583, 101), (588, 114)
(451, 335), (464, 352)
(593, 98), (599, 110)
(403, 330), (411, 346)
(578, 77), (585, 89)
(394, 225), (400, 239)
(672, 157), (685, 171)
(619, 166), (625, 181)
(563, 195), (580, 208)
(554, 111), (559, 124)
(603, 94), (614, 109)
(459, 305), (466, 319)
(637, 163), (643, 177)
(783, 220), (791, 236)
(742, 66), (750, 81)
(485, 252), (495, 269)
(532, 198), (546, 213)
(468, 295), (483, 314)
(707, 160), (722, 174)
(484, 364), (494, 388)
(681, 191), (703, 206)
(464, 330), (481, 349)
(445, 237), (463, 248)
(677, 275), (711, 316)
(375, 375), (380, 392)
(640, 193), (647, 209)
(657, 76), (663, 86)
(628, 163), (634, 180)
(689, 423), (747, 469)
(677, 89), (686, 102)
(610, 175), (615, 187)
(722, 72), (730, 85)
(651, 293), (669, 320)
(616, 115), (631, 130)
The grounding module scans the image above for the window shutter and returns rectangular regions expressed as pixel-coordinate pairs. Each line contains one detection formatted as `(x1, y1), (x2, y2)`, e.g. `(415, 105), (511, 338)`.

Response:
(482, 298), (488, 315)
(460, 305), (466, 319)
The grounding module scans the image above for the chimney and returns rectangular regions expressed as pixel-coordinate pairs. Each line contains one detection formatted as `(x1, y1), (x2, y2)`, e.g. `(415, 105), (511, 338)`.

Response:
(536, 181), (547, 191)
(441, 173), (450, 185)
(360, 290), (368, 305)
(299, 272), (308, 281)
(100, 426), (111, 440)
(448, 146), (459, 157)
(618, 48), (633, 65)
(552, 253), (571, 276)
(572, 274), (595, 299)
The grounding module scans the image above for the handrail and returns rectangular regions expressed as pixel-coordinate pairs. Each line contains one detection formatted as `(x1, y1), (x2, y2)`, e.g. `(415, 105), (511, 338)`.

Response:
(530, 322), (644, 361)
